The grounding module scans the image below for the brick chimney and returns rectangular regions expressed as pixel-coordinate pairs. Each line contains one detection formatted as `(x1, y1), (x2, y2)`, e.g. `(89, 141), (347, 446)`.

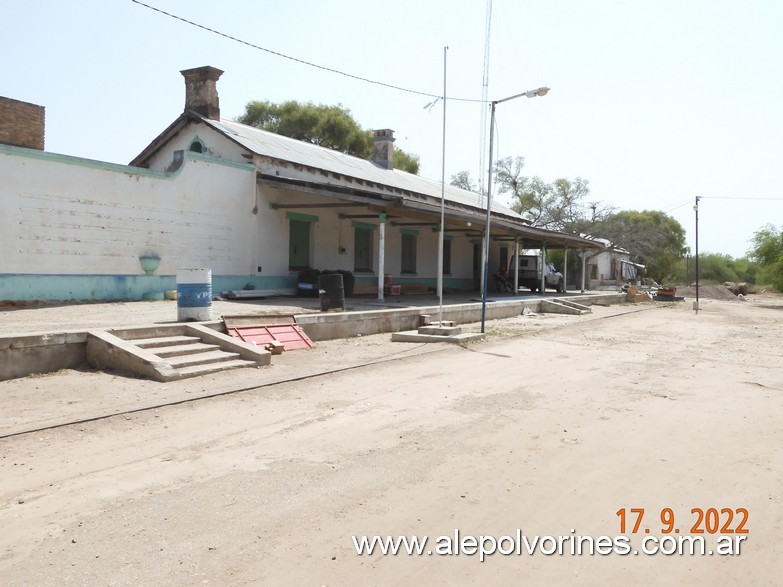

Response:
(0, 97), (45, 150)
(372, 129), (395, 169)
(180, 66), (224, 120)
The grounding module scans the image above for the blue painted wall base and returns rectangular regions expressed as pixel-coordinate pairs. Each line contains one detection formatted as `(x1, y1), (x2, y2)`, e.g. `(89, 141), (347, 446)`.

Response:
(0, 274), (298, 302)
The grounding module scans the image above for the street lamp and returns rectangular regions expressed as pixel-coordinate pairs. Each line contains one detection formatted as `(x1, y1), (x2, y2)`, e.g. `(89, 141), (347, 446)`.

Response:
(480, 87), (550, 333)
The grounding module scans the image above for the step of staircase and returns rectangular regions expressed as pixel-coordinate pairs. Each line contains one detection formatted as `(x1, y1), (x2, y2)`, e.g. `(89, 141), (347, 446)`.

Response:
(132, 335), (201, 349)
(540, 299), (592, 316)
(164, 349), (242, 369)
(176, 359), (259, 378)
(151, 342), (221, 358)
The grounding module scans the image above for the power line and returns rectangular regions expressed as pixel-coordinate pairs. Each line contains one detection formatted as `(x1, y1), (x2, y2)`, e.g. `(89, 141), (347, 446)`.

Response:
(664, 199), (695, 213)
(700, 196), (783, 201)
(130, 0), (486, 103)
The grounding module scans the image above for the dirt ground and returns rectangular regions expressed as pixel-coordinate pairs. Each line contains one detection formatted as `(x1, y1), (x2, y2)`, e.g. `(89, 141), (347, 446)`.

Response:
(1, 293), (781, 585)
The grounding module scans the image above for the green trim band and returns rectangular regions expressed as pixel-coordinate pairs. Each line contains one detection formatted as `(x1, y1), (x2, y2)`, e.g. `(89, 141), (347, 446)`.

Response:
(351, 221), (377, 230)
(285, 211), (319, 223)
(399, 228), (420, 236)
(0, 144), (254, 176)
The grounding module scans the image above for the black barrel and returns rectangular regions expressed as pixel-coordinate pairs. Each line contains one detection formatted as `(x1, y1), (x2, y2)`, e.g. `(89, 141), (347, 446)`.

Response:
(318, 273), (345, 312)
(338, 270), (355, 298)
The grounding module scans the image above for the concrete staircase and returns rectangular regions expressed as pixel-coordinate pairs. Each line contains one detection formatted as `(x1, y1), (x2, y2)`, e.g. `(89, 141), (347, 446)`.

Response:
(86, 323), (271, 381)
(540, 299), (592, 316)
(130, 334), (258, 378)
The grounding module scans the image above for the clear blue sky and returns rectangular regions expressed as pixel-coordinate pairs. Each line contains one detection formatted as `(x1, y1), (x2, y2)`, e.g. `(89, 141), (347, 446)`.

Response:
(4, 0), (782, 258)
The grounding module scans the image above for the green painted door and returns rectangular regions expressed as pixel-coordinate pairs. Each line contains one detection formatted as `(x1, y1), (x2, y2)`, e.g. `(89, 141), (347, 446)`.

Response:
(289, 219), (311, 269)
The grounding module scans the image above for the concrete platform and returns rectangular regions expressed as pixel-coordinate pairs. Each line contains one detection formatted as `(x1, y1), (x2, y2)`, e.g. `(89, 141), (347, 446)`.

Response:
(0, 291), (624, 380)
(391, 330), (486, 344)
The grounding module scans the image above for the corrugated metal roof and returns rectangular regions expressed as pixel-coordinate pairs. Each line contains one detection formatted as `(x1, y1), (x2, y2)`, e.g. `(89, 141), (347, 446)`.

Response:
(205, 118), (525, 221)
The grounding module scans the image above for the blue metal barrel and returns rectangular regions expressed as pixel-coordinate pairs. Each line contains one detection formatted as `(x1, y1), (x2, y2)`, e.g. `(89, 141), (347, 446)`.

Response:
(177, 268), (212, 321)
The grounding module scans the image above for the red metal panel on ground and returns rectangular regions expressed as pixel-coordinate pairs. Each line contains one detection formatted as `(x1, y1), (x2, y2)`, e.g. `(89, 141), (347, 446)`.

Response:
(228, 324), (314, 351)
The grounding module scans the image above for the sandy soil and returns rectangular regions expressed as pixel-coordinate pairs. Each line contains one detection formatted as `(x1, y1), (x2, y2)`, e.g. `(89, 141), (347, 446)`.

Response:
(1, 295), (781, 585)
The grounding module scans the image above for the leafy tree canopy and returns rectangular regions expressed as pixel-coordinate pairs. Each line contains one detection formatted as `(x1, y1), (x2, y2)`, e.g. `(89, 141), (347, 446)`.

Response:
(450, 170), (480, 193)
(393, 149), (420, 176)
(492, 156), (612, 233)
(594, 210), (687, 282)
(669, 253), (759, 285)
(237, 100), (420, 174)
(749, 224), (783, 289)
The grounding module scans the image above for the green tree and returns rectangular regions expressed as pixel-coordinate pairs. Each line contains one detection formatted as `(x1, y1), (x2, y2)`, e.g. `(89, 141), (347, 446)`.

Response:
(237, 100), (420, 174)
(392, 149), (420, 175)
(732, 257), (759, 284)
(696, 253), (740, 283)
(594, 210), (687, 282)
(749, 224), (783, 289)
(493, 156), (609, 232)
(450, 170), (479, 192)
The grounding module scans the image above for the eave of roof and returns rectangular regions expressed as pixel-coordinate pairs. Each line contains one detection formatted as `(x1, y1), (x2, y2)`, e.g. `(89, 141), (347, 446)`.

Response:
(199, 116), (528, 217)
(131, 112), (603, 249)
(129, 113), (194, 167)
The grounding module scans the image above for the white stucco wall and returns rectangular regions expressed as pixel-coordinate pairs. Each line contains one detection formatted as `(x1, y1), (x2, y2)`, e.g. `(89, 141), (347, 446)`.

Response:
(0, 145), (256, 277)
(587, 250), (631, 284)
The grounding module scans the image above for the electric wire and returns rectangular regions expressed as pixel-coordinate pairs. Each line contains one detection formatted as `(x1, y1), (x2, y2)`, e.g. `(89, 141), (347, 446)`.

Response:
(700, 196), (783, 201)
(663, 199), (695, 213)
(130, 0), (486, 104)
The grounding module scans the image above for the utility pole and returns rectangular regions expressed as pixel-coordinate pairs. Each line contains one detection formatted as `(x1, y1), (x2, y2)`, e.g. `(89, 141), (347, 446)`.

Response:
(694, 196), (701, 313)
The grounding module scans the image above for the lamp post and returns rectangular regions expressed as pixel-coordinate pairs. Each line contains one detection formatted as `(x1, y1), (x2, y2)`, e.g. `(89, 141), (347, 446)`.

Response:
(480, 87), (550, 333)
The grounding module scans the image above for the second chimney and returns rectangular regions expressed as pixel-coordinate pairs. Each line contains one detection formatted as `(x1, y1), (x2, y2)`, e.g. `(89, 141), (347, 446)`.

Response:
(180, 66), (224, 120)
(372, 129), (395, 170)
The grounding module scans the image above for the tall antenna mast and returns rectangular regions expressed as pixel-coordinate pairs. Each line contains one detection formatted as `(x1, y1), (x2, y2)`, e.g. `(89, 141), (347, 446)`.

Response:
(477, 0), (493, 203)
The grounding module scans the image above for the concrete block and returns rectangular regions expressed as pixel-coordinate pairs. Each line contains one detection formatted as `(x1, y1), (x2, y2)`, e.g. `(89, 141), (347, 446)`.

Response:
(391, 330), (485, 344)
(417, 325), (462, 336)
(265, 340), (285, 355)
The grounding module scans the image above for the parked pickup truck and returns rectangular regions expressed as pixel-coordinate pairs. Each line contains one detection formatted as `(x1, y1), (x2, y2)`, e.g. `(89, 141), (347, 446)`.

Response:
(509, 254), (565, 293)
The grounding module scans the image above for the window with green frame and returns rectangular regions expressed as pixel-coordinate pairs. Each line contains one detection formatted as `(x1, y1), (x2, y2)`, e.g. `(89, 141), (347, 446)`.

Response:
(354, 226), (373, 272)
(401, 232), (417, 274)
